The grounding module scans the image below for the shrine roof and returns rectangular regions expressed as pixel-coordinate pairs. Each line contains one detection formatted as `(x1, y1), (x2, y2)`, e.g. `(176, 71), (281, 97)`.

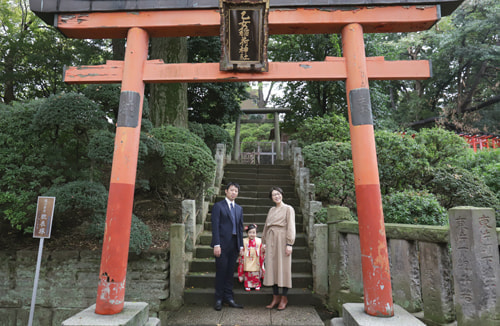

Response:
(31, 0), (464, 26)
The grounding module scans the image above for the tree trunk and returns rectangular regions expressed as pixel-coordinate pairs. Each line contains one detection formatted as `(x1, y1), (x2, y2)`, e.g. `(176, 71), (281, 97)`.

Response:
(149, 37), (188, 128)
(112, 39), (126, 60)
(3, 52), (16, 104)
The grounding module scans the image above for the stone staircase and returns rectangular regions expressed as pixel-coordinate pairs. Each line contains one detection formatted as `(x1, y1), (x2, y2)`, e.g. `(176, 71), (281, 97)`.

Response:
(183, 163), (322, 308)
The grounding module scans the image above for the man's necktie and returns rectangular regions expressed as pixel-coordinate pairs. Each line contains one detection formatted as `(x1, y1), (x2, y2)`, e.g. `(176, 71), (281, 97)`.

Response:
(230, 203), (236, 235)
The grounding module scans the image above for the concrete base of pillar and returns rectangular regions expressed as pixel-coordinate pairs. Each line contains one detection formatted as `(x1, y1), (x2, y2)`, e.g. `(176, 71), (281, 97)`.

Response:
(330, 303), (425, 326)
(62, 302), (160, 326)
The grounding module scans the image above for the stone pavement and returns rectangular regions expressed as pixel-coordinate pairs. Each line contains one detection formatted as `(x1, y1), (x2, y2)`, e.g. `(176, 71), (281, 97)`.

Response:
(164, 304), (326, 326)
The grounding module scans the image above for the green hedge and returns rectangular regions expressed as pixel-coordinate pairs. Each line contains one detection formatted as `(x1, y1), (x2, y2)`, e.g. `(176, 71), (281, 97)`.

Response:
(161, 142), (216, 199)
(383, 190), (447, 226)
(87, 213), (152, 255)
(45, 181), (108, 228)
(302, 141), (352, 177)
(291, 113), (350, 147)
(150, 125), (211, 155)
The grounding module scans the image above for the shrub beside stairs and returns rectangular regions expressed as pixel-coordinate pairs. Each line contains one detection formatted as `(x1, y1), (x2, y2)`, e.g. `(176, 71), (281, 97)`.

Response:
(184, 163), (323, 308)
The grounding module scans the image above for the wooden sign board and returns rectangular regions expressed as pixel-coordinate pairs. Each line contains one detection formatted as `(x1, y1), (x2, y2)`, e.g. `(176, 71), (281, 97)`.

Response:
(33, 196), (55, 239)
(220, 0), (269, 72)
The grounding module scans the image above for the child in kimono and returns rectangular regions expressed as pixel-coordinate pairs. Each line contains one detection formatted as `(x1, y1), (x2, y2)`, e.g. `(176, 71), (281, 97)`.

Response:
(238, 224), (265, 291)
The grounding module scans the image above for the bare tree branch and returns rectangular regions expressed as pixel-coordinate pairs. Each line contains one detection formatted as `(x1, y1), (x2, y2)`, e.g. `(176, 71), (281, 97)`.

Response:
(406, 94), (500, 128)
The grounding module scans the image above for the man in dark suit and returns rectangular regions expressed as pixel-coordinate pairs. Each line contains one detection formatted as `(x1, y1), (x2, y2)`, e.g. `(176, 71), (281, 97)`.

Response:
(211, 182), (244, 311)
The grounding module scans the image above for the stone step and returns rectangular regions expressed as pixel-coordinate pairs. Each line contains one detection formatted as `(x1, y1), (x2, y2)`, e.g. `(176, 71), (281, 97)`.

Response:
(224, 163), (292, 171)
(208, 212), (270, 222)
(203, 221), (305, 232)
(183, 287), (323, 307)
(198, 231), (308, 247)
(194, 245), (311, 260)
(223, 178), (295, 186)
(165, 305), (325, 326)
(232, 190), (296, 199)
(223, 171), (293, 180)
(206, 211), (303, 221)
(236, 184), (296, 193)
(208, 204), (301, 215)
(213, 196), (299, 206)
(186, 272), (313, 289)
(189, 257), (313, 274)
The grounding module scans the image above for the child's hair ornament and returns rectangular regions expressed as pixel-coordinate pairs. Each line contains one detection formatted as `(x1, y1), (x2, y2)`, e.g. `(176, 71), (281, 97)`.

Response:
(245, 223), (257, 232)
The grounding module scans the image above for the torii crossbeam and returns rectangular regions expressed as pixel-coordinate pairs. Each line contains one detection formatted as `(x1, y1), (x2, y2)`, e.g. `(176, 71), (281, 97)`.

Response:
(29, 0), (459, 319)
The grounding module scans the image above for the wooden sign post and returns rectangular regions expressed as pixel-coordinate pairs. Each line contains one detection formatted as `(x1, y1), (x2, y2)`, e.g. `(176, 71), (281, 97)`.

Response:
(29, 196), (55, 326)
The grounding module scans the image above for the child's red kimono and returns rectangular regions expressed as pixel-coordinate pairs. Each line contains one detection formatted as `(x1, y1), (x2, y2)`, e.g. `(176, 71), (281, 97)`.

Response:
(238, 237), (265, 290)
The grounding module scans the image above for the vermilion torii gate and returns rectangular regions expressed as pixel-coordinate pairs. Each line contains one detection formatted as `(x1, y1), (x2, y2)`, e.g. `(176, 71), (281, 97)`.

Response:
(30, 0), (462, 319)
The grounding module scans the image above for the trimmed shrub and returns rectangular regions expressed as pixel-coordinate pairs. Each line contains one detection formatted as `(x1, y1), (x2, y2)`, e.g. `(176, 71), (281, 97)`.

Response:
(375, 130), (430, 194)
(188, 121), (205, 140)
(456, 149), (500, 194)
(413, 128), (470, 166)
(0, 190), (37, 233)
(150, 125), (211, 155)
(32, 92), (107, 136)
(426, 165), (499, 221)
(161, 142), (216, 199)
(44, 181), (108, 229)
(88, 130), (115, 165)
(302, 141), (352, 177)
(202, 123), (233, 155)
(315, 162), (356, 210)
(241, 136), (259, 152)
(87, 213), (152, 255)
(383, 190), (447, 226)
(291, 113), (350, 147)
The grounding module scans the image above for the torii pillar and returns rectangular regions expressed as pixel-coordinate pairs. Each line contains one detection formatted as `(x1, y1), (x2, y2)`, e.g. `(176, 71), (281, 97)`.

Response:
(343, 23), (393, 315)
(57, 5), (442, 318)
(94, 27), (149, 315)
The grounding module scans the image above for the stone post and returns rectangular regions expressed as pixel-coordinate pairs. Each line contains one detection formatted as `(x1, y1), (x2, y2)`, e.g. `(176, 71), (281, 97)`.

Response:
(288, 140), (298, 162)
(313, 224), (328, 296)
(419, 241), (455, 323)
(448, 207), (500, 326)
(182, 200), (196, 253)
(214, 143), (225, 191)
(282, 141), (289, 162)
(195, 191), (205, 226)
(299, 167), (310, 219)
(168, 223), (185, 309)
(327, 206), (351, 311)
(274, 112), (281, 161)
(308, 200), (323, 245)
(293, 147), (303, 187)
(233, 116), (241, 161)
(388, 239), (422, 313)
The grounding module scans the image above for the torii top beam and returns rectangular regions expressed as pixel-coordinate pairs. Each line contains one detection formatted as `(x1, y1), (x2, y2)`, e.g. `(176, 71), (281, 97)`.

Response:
(30, 0), (464, 39)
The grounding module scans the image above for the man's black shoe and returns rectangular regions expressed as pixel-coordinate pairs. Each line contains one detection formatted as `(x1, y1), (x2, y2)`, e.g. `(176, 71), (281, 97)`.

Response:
(214, 300), (222, 311)
(225, 299), (243, 308)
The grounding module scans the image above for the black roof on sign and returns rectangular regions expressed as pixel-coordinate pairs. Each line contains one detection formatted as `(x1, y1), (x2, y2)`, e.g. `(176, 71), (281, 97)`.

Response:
(30, 0), (464, 25)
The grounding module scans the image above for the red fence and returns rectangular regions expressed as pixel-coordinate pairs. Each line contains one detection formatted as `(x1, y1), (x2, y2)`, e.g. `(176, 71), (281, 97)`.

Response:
(459, 134), (500, 152)
(398, 132), (499, 152)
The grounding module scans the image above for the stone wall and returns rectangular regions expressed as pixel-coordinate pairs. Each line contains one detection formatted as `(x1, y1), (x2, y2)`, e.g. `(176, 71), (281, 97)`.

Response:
(0, 249), (169, 326)
(324, 206), (500, 326)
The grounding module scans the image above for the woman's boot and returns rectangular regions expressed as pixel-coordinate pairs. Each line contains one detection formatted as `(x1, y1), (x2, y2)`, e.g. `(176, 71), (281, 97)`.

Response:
(277, 295), (288, 310)
(266, 295), (281, 309)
